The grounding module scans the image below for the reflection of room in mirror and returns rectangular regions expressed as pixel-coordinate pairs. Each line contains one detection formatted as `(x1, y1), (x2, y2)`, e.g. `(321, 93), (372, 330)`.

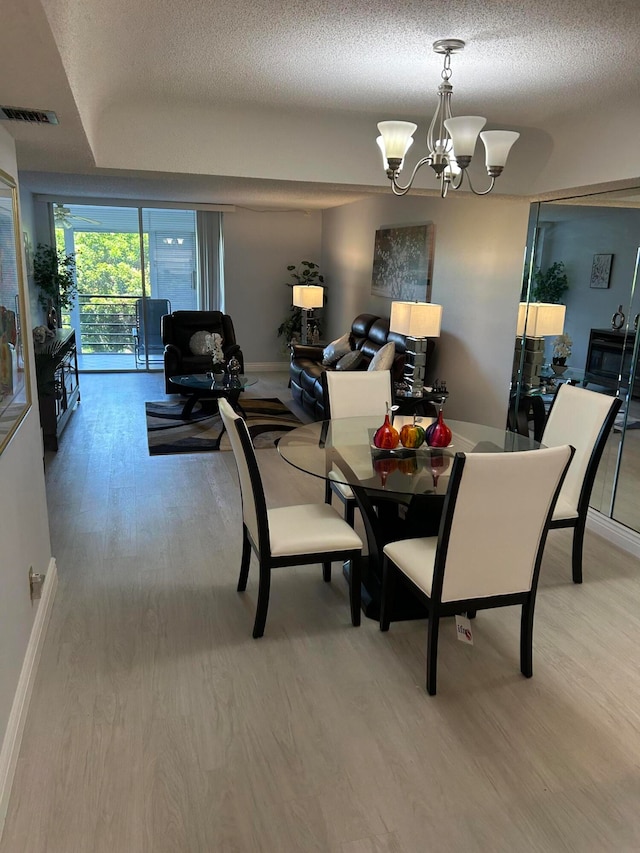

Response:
(521, 186), (640, 534)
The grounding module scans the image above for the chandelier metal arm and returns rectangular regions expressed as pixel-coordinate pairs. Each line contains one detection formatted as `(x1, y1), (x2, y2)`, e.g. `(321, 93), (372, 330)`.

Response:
(462, 171), (497, 196)
(388, 157), (434, 196)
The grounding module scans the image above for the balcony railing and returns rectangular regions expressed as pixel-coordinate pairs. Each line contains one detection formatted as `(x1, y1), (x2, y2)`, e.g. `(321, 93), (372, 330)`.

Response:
(72, 294), (139, 354)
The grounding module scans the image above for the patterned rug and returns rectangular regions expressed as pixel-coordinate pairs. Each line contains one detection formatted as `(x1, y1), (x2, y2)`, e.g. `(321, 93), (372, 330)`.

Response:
(145, 396), (303, 455)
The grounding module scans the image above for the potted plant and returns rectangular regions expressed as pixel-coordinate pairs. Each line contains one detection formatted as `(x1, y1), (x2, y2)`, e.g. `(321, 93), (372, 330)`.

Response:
(531, 261), (569, 303)
(551, 332), (572, 375)
(33, 244), (77, 328)
(277, 261), (325, 349)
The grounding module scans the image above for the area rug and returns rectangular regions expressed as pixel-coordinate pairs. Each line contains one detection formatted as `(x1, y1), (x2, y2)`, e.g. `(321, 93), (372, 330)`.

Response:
(145, 397), (303, 456)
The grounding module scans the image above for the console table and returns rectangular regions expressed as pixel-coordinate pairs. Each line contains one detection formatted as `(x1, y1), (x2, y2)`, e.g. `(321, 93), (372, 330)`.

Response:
(34, 328), (80, 450)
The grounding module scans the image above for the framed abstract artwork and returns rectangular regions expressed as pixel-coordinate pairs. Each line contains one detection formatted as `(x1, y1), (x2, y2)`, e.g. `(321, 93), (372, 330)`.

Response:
(590, 253), (613, 289)
(371, 223), (435, 301)
(0, 169), (31, 455)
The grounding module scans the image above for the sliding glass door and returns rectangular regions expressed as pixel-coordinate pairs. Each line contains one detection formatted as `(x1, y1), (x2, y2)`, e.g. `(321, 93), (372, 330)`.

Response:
(54, 203), (198, 370)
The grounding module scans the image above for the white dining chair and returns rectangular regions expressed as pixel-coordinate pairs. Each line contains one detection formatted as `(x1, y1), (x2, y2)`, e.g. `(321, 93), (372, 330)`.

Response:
(322, 370), (393, 525)
(541, 383), (621, 583)
(218, 398), (364, 638)
(380, 445), (574, 695)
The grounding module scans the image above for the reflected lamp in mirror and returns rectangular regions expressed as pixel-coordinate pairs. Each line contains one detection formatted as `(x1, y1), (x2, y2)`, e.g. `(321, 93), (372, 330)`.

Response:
(516, 302), (566, 338)
(390, 301), (443, 395)
(293, 285), (324, 345)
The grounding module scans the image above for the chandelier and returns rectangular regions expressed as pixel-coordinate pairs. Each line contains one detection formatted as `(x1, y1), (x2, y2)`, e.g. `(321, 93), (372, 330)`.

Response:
(376, 39), (519, 198)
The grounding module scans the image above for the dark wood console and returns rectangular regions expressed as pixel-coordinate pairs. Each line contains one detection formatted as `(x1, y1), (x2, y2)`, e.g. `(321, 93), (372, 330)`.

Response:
(34, 327), (80, 450)
(584, 328), (640, 399)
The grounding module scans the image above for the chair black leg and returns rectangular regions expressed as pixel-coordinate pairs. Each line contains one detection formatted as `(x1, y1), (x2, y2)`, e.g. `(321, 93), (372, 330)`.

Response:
(571, 519), (586, 584)
(520, 597), (535, 678)
(426, 612), (440, 695)
(252, 560), (271, 639)
(322, 561), (332, 582)
(379, 556), (397, 632)
(324, 480), (332, 506)
(237, 526), (251, 591)
(345, 499), (355, 528)
(349, 555), (361, 627)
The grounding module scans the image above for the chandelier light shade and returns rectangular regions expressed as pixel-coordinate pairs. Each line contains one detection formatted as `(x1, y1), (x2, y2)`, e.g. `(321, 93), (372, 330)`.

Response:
(390, 301), (443, 338)
(292, 285), (324, 309)
(376, 39), (520, 198)
(516, 302), (566, 337)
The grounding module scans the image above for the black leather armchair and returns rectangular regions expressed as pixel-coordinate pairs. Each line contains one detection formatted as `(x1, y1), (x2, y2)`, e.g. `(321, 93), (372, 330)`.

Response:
(162, 310), (244, 393)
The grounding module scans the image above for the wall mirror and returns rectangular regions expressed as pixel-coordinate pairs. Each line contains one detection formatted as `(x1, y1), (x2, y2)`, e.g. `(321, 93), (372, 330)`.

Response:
(0, 169), (31, 455)
(516, 185), (640, 533)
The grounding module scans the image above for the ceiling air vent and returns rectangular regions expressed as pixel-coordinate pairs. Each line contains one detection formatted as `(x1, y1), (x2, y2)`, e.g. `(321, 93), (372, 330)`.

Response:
(0, 106), (59, 125)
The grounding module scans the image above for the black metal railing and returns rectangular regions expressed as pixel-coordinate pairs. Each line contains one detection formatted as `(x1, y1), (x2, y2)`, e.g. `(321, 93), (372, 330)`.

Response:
(73, 294), (139, 353)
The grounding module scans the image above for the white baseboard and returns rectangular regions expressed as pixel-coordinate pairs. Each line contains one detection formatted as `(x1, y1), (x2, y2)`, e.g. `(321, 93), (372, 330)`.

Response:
(246, 361), (289, 372)
(587, 509), (640, 559)
(0, 558), (58, 838)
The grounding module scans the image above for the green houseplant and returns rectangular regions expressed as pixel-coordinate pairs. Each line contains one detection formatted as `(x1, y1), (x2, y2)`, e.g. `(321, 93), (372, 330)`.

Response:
(33, 244), (77, 325)
(531, 261), (569, 303)
(277, 261), (325, 347)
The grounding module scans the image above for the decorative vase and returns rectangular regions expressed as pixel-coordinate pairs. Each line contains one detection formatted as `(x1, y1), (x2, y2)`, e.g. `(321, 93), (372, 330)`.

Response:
(373, 413), (400, 449)
(425, 408), (452, 448)
(212, 370), (225, 385)
(551, 363), (568, 376)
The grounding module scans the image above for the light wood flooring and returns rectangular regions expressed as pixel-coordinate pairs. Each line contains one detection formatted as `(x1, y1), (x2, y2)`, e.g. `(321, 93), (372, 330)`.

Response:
(2, 372), (640, 852)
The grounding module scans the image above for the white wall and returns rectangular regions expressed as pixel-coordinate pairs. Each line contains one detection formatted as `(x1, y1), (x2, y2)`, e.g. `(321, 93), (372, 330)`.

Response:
(0, 127), (52, 763)
(223, 208), (322, 365)
(321, 192), (531, 427)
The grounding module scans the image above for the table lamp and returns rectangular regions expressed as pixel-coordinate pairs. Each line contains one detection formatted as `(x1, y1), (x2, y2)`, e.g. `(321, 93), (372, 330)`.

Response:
(390, 301), (443, 394)
(515, 302), (566, 388)
(293, 285), (324, 345)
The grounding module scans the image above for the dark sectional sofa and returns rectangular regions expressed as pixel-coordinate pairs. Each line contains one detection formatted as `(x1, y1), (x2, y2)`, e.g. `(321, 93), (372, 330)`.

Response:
(290, 313), (434, 420)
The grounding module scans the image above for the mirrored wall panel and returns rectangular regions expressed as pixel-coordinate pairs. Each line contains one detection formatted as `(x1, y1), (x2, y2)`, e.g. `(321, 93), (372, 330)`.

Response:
(516, 186), (640, 533)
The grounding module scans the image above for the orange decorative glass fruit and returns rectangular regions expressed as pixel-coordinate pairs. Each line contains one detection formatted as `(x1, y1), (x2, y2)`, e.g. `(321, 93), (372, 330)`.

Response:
(399, 417), (425, 449)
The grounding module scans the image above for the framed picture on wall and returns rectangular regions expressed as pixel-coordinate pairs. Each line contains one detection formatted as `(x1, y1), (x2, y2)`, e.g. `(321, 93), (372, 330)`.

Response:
(590, 253), (613, 289)
(371, 223), (435, 301)
(0, 169), (31, 456)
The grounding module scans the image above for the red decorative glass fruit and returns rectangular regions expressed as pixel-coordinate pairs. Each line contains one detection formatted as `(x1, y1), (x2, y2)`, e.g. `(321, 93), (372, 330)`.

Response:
(373, 414), (400, 449)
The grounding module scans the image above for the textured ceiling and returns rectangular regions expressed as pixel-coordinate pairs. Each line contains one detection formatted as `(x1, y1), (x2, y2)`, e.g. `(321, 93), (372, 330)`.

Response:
(2, 0), (640, 206)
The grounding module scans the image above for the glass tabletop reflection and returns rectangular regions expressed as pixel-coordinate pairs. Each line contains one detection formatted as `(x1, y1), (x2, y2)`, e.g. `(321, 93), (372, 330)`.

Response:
(278, 415), (541, 497)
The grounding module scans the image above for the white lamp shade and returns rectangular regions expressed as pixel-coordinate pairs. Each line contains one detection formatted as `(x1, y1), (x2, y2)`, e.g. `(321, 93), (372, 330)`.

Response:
(436, 138), (460, 177)
(390, 301), (443, 338)
(293, 285), (324, 309)
(443, 116), (486, 157)
(516, 302), (566, 337)
(377, 121), (417, 161)
(480, 130), (520, 168)
(377, 135), (413, 172)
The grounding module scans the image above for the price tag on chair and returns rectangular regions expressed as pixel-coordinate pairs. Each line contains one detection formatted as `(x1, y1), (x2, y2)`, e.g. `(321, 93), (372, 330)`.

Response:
(455, 615), (474, 645)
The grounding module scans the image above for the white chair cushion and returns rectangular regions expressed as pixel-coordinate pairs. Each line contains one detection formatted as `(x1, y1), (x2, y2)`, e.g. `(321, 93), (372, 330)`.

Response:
(367, 341), (395, 371)
(551, 494), (579, 521)
(268, 504), (362, 557)
(384, 537), (438, 597)
(328, 470), (355, 500)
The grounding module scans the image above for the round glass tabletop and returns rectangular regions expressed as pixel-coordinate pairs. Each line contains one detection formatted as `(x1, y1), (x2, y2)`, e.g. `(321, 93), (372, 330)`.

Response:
(278, 415), (542, 497)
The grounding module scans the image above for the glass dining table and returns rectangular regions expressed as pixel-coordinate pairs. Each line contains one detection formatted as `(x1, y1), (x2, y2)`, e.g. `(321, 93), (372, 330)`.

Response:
(278, 414), (541, 620)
